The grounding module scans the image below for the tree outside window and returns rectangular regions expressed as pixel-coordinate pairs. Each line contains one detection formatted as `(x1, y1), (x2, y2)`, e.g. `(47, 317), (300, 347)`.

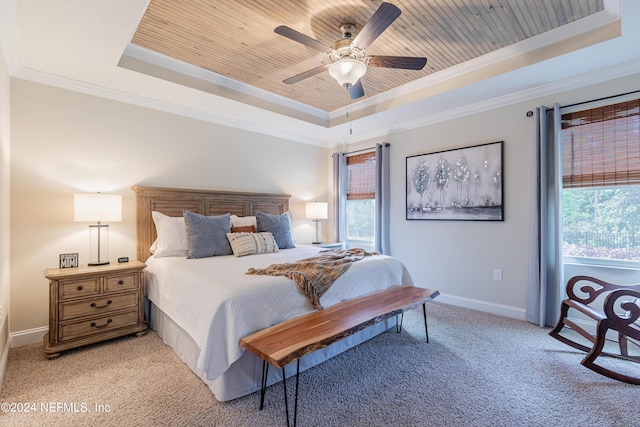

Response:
(561, 98), (640, 262)
(346, 151), (376, 250)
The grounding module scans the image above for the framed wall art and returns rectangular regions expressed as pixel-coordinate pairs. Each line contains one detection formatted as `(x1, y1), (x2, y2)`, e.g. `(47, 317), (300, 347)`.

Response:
(406, 141), (503, 221)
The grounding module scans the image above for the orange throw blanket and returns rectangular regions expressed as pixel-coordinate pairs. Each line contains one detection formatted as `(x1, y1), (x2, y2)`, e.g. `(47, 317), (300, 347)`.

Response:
(247, 248), (379, 308)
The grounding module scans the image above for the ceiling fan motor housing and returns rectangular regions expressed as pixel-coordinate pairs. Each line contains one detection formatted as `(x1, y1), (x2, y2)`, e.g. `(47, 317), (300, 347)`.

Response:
(340, 23), (356, 39)
(332, 24), (364, 62)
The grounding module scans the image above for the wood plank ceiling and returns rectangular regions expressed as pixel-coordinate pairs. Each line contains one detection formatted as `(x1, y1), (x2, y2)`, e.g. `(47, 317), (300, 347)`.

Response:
(131, 0), (603, 113)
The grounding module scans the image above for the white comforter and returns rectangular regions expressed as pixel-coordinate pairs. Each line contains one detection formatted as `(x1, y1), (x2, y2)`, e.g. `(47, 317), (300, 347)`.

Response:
(145, 245), (413, 381)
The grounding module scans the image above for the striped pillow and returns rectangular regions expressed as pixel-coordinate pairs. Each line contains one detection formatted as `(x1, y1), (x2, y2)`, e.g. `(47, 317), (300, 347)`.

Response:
(226, 232), (279, 257)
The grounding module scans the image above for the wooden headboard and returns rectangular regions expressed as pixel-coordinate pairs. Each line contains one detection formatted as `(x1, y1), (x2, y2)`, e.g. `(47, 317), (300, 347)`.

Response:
(132, 185), (290, 262)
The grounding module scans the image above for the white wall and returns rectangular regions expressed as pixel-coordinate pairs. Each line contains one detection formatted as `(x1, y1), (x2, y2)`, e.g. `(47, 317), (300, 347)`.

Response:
(9, 71), (640, 341)
(10, 79), (329, 336)
(383, 73), (640, 318)
(0, 31), (11, 381)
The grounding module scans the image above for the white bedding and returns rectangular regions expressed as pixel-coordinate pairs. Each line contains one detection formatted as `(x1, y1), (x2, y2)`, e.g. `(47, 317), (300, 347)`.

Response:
(145, 245), (413, 384)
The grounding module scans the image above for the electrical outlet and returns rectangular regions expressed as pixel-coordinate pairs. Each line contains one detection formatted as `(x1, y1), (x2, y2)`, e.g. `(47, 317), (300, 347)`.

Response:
(493, 269), (503, 281)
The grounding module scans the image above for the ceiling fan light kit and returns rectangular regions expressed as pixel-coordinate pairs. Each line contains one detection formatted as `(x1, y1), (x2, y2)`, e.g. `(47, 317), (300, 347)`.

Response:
(328, 59), (367, 87)
(275, 2), (427, 99)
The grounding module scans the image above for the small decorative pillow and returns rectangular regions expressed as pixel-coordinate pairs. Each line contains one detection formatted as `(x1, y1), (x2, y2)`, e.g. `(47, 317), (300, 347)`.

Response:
(183, 210), (233, 258)
(227, 232), (279, 257)
(151, 211), (188, 258)
(231, 225), (255, 233)
(230, 215), (257, 229)
(256, 211), (296, 249)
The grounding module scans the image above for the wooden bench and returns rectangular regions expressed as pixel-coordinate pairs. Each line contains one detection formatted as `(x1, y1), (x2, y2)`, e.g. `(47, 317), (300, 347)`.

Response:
(240, 285), (439, 426)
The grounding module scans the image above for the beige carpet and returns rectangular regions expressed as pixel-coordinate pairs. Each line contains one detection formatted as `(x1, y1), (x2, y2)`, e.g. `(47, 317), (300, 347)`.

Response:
(1, 302), (639, 426)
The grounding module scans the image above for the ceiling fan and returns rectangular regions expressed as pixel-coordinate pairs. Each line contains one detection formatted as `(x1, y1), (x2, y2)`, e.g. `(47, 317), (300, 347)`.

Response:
(275, 2), (427, 99)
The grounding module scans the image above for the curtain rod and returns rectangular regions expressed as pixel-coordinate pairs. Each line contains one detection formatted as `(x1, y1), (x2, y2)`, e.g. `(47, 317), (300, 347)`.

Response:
(344, 142), (390, 155)
(544, 88), (640, 112)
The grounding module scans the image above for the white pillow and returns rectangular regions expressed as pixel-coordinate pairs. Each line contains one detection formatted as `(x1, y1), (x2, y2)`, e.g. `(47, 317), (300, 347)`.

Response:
(230, 215), (257, 229)
(151, 211), (188, 258)
(227, 232), (279, 257)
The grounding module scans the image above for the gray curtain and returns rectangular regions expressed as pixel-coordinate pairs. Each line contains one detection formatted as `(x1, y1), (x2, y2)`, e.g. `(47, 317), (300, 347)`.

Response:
(375, 143), (391, 254)
(526, 104), (563, 327)
(332, 152), (347, 244)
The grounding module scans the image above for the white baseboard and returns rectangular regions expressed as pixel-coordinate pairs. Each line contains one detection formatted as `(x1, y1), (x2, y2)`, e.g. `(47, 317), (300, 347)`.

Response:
(436, 294), (610, 340)
(10, 326), (47, 347)
(436, 293), (527, 321)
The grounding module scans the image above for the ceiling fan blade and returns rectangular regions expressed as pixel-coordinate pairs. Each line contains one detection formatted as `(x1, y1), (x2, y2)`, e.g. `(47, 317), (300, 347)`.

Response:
(283, 64), (328, 84)
(352, 2), (401, 50)
(274, 26), (330, 52)
(348, 80), (365, 99)
(367, 56), (427, 70)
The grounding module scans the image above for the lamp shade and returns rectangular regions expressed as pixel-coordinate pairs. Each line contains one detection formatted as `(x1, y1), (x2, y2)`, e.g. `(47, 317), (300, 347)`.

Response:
(328, 59), (367, 87)
(74, 194), (122, 223)
(305, 202), (328, 220)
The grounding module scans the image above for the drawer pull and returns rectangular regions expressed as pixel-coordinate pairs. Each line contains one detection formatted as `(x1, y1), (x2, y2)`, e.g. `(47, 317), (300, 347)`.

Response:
(90, 300), (112, 309)
(90, 319), (112, 329)
(118, 280), (125, 285)
(77, 285), (84, 291)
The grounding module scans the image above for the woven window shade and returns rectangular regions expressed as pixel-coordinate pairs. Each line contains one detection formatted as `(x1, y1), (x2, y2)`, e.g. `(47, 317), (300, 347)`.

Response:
(562, 98), (640, 188)
(347, 151), (376, 200)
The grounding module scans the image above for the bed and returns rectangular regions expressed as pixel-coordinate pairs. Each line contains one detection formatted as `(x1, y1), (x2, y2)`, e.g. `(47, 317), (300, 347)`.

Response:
(133, 185), (414, 401)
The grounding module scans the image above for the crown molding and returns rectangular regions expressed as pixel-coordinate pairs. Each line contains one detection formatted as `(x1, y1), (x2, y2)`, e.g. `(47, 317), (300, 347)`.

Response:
(11, 56), (639, 150)
(120, 44), (329, 125)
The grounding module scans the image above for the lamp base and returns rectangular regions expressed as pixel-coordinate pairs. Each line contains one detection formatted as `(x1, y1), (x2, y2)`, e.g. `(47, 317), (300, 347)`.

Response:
(313, 219), (323, 246)
(88, 223), (110, 267)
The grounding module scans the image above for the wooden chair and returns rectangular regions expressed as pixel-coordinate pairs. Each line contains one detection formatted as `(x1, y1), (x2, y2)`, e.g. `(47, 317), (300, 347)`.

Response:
(549, 275), (640, 384)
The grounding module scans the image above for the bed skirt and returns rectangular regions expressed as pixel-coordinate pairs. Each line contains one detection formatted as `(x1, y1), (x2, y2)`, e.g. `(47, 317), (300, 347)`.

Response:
(148, 301), (395, 401)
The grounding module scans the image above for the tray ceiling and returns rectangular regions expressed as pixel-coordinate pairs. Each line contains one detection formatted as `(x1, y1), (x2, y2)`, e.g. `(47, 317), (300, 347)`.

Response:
(127, 0), (604, 114)
(6, 0), (633, 145)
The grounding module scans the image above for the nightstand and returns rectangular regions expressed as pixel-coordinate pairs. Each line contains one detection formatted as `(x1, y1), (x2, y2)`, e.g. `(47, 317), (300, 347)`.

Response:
(43, 260), (147, 359)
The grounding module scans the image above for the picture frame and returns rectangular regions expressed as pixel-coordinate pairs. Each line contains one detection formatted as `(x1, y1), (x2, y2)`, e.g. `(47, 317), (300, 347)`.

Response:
(59, 253), (79, 269)
(406, 141), (503, 221)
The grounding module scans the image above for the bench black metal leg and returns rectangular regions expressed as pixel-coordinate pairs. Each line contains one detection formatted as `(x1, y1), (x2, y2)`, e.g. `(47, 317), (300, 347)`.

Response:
(396, 312), (404, 333)
(282, 366), (289, 427)
(294, 359), (300, 427)
(397, 307), (429, 342)
(397, 305), (429, 342)
(423, 303), (429, 343)
(259, 360), (268, 410)
(281, 360), (301, 427)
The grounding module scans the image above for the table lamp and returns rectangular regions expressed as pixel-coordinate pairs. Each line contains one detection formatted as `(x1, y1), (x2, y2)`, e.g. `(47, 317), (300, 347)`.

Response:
(305, 201), (328, 244)
(74, 193), (122, 265)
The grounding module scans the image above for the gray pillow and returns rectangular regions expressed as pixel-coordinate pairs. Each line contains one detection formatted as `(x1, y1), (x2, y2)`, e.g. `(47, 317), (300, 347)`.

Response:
(183, 210), (233, 258)
(256, 211), (295, 249)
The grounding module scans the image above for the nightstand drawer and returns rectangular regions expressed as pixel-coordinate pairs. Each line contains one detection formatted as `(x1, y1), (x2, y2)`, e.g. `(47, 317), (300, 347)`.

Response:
(59, 292), (138, 321)
(59, 310), (139, 342)
(104, 273), (138, 293)
(59, 278), (100, 300)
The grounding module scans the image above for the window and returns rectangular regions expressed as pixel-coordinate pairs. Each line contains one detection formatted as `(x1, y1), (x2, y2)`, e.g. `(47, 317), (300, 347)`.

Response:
(346, 151), (376, 250)
(561, 97), (640, 262)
